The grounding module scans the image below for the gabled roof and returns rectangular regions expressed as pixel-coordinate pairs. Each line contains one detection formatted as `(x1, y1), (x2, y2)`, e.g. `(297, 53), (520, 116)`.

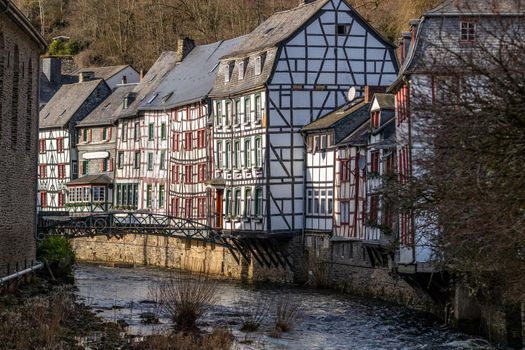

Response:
(1, 0), (47, 51)
(338, 119), (369, 146)
(372, 93), (395, 110)
(76, 65), (132, 81)
(302, 99), (367, 132)
(222, 0), (328, 59)
(140, 37), (244, 111)
(426, 0), (525, 16)
(77, 85), (136, 127)
(66, 174), (113, 186)
(115, 51), (178, 119)
(39, 79), (107, 129)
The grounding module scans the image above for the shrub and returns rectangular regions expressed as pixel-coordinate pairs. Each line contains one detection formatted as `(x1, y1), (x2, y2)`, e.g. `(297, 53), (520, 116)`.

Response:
(238, 294), (269, 332)
(274, 295), (301, 333)
(48, 38), (80, 56)
(37, 236), (75, 282)
(154, 270), (219, 332)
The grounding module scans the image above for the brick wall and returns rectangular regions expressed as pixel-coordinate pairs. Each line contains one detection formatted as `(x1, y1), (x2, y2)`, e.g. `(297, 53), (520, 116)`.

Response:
(0, 11), (42, 277)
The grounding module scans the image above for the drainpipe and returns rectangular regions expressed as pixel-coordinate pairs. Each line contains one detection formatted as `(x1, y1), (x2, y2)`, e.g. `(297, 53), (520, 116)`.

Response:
(0, 262), (44, 285)
(300, 130), (308, 250)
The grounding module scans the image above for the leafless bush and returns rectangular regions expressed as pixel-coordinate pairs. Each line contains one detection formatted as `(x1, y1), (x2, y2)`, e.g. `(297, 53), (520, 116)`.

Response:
(273, 294), (301, 333)
(131, 328), (234, 350)
(238, 294), (270, 332)
(155, 269), (219, 332)
(309, 262), (330, 289)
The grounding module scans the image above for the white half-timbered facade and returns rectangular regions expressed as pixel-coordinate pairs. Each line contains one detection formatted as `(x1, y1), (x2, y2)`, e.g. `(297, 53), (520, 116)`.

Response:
(38, 79), (111, 212)
(210, 0), (398, 235)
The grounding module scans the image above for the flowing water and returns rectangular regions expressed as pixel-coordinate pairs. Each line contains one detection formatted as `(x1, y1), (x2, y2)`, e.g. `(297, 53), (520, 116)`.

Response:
(75, 264), (498, 350)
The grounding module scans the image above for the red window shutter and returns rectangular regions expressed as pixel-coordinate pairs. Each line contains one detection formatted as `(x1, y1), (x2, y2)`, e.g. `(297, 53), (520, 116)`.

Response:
(109, 159), (114, 172)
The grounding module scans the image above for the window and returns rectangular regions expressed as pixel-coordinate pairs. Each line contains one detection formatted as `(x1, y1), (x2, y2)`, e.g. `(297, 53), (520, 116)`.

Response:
(224, 64), (232, 82)
(122, 123), (128, 142)
(370, 151), (380, 174)
(161, 123), (166, 140)
(185, 165), (193, 183)
(147, 152), (154, 171)
(197, 198), (206, 218)
(238, 61), (245, 80)
(197, 130), (205, 148)
(396, 84), (410, 125)
(216, 141), (223, 168)
(255, 95), (262, 121)
(118, 152), (124, 169)
(174, 165), (180, 183)
(186, 198), (193, 218)
(385, 153), (395, 175)
(314, 190), (320, 214)
(307, 190), (313, 214)
(234, 99), (241, 125)
(197, 164), (206, 182)
(255, 138), (262, 167)
(56, 138), (64, 153)
(327, 190), (333, 215)
(244, 138), (252, 167)
(58, 193), (65, 207)
(340, 201), (349, 224)
(134, 151), (141, 169)
(371, 111), (380, 128)
(216, 102), (223, 126)
(39, 164), (47, 178)
(184, 132), (192, 150)
(234, 141), (240, 169)
(93, 186), (105, 202)
(102, 127), (108, 141)
(147, 93), (158, 104)
(82, 160), (89, 175)
(225, 190), (232, 217)
(171, 133), (179, 152)
(254, 187), (263, 216)
(398, 145), (411, 184)
(340, 160), (350, 182)
(460, 21), (476, 42)
(102, 158), (109, 172)
(337, 24), (351, 36)
(225, 142), (231, 168)
(158, 185), (165, 208)
(244, 188), (252, 217)
(225, 102), (231, 126)
(234, 189), (242, 217)
(58, 164), (65, 179)
(254, 56), (262, 76)
(134, 122), (140, 141)
(244, 97), (251, 123)
(172, 197), (180, 216)
(160, 150), (166, 170)
(83, 128), (89, 142)
(148, 123), (154, 141)
(320, 190), (326, 214)
(369, 194), (379, 225)
(39, 139), (46, 153)
(146, 185), (152, 208)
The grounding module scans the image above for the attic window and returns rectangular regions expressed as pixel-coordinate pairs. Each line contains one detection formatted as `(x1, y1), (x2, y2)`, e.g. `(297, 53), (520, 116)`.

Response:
(255, 55), (263, 76)
(103, 102), (111, 110)
(44, 112), (50, 119)
(59, 109), (67, 116)
(264, 28), (274, 35)
(337, 24), (351, 36)
(238, 61), (245, 80)
(149, 74), (157, 82)
(209, 62), (219, 73)
(147, 93), (158, 104)
(224, 63), (233, 83)
(162, 92), (174, 103)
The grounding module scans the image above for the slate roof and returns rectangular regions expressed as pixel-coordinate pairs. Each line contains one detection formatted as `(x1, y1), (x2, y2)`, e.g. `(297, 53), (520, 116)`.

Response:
(75, 65), (130, 81)
(426, 0), (525, 16)
(77, 85), (136, 127)
(115, 51), (178, 119)
(338, 119), (369, 146)
(373, 93), (395, 110)
(39, 71), (77, 107)
(39, 79), (107, 129)
(140, 37), (244, 111)
(222, 0), (328, 59)
(66, 174), (113, 186)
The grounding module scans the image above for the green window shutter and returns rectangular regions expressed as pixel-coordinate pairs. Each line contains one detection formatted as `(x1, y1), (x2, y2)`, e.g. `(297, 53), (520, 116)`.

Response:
(148, 123), (154, 141)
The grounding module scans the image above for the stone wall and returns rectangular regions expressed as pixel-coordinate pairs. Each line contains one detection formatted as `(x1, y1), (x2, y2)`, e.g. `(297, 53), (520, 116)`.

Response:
(0, 11), (42, 278)
(71, 235), (295, 284)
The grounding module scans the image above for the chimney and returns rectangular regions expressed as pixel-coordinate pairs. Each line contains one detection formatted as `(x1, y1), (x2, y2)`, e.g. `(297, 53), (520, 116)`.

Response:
(79, 71), (95, 83)
(398, 32), (412, 65)
(364, 86), (386, 103)
(41, 57), (62, 85)
(139, 70), (145, 81)
(176, 37), (196, 63)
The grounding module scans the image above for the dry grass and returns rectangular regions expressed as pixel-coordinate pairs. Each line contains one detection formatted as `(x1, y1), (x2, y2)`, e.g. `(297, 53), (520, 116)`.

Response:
(131, 328), (234, 350)
(274, 294), (301, 333)
(238, 294), (270, 332)
(153, 268), (220, 332)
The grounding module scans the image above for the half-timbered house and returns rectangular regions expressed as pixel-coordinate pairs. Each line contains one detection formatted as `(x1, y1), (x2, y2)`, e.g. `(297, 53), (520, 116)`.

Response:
(140, 38), (242, 222)
(38, 79), (111, 212)
(113, 51), (178, 212)
(0, 0), (47, 279)
(209, 0), (398, 236)
(69, 84), (136, 213)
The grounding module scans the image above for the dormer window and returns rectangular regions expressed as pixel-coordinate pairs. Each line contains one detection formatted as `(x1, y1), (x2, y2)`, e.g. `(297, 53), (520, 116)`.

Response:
(224, 63), (233, 83)
(460, 21), (476, 43)
(238, 60), (245, 80)
(255, 56), (262, 76)
(371, 110), (380, 128)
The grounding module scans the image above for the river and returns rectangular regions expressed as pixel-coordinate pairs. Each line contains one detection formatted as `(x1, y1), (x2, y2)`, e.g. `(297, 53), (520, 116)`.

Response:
(74, 264), (498, 350)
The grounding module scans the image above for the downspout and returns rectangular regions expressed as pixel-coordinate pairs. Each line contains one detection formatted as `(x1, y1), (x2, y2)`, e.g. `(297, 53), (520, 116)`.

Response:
(300, 130), (308, 250)
(0, 262), (44, 285)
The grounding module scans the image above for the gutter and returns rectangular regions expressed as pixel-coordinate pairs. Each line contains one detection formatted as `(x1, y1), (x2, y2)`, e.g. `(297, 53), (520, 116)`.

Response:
(0, 262), (44, 285)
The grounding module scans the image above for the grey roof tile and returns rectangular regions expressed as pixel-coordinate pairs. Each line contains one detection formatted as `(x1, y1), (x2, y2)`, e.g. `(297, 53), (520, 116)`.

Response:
(75, 65), (131, 81)
(77, 85), (137, 127)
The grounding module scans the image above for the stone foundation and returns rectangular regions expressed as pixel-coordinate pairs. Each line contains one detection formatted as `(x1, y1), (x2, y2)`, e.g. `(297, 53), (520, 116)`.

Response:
(71, 235), (294, 284)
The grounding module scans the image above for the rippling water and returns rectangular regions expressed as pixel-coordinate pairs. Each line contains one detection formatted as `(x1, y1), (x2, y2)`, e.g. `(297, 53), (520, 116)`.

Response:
(74, 264), (498, 350)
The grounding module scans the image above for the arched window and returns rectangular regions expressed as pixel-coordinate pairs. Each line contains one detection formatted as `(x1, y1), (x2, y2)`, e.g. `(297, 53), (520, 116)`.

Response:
(25, 59), (33, 150)
(10, 45), (19, 148)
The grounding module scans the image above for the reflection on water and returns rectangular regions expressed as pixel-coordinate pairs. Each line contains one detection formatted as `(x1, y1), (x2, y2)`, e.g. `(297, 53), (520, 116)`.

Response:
(75, 264), (497, 350)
